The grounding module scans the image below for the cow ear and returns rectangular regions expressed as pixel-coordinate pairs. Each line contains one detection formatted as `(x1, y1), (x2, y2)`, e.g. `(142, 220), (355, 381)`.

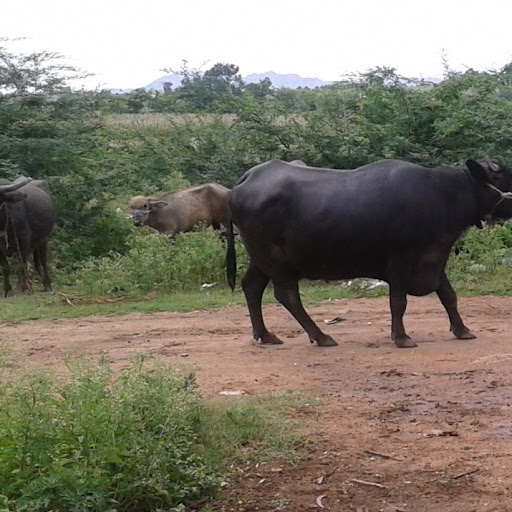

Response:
(150, 200), (168, 208)
(466, 159), (489, 183)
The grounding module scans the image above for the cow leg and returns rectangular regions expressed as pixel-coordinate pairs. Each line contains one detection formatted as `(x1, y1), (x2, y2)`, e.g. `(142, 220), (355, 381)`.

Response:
(0, 252), (12, 297)
(273, 280), (337, 346)
(242, 263), (282, 345)
(34, 243), (52, 292)
(436, 272), (475, 339)
(389, 285), (417, 348)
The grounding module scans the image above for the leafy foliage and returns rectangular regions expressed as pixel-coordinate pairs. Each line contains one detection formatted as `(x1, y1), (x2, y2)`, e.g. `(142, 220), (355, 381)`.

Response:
(0, 355), (309, 511)
(70, 227), (237, 296)
(0, 357), (216, 511)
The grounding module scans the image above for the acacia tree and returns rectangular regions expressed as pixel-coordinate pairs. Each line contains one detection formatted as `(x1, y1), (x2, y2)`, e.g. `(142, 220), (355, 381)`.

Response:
(0, 42), (132, 263)
(0, 41), (95, 175)
(0, 44), (82, 97)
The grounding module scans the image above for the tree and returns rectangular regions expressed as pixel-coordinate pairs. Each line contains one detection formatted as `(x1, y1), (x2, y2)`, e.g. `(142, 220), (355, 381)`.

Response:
(169, 62), (244, 112)
(0, 41), (84, 97)
(125, 88), (156, 113)
(0, 41), (132, 264)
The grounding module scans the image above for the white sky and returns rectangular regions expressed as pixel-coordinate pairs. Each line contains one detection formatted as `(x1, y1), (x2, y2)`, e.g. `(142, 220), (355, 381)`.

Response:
(2, 0), (512, 90)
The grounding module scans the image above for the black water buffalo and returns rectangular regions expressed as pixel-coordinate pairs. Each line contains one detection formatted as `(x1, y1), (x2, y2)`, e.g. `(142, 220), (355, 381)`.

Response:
(129, 183), (230, 236)
(226, 158), (512, 348)
(0, 177), (56, 296)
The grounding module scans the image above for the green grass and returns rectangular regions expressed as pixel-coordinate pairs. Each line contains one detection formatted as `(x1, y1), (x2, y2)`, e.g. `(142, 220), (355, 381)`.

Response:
(3, 265), (512, 325)
(0, 288), (246, 323)
(0, 279), (388, 324)
(0, 354), (313, 512)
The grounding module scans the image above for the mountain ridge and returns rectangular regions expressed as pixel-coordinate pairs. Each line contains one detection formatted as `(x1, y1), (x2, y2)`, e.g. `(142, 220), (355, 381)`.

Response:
(112, 72), (334, 94)
(111, 72), (442, 94)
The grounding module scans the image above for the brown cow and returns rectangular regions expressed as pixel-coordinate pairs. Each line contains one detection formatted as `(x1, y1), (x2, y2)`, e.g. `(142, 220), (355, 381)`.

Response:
(129, 183), (230, 236)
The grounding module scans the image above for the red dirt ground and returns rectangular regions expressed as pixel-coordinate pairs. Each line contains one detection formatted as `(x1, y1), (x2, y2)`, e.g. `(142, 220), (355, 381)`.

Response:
(3, 295), (512, 512)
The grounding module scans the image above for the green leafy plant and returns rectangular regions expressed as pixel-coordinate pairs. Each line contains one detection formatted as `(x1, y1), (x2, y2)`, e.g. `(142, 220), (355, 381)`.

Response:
(68, 226), (247, 296)
(0, 355), (311, 511)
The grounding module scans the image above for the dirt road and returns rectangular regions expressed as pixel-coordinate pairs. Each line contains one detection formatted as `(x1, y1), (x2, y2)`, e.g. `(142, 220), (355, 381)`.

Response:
(3, 295), (512, 511)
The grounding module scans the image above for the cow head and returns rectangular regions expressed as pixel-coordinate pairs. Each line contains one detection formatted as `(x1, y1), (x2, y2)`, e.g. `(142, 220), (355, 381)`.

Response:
(129, 195), (168, 227)
(0, 178), (32, 205)
(467, 158), (512, 221)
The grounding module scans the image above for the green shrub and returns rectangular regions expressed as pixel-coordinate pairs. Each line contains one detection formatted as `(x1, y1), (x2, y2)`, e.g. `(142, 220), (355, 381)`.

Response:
(0, 355), (311, 512)
(445, 222), (512, 294)
(451, 222), (512, 269)
(0, 357), (218, 511)
(65, 227), (249, 296)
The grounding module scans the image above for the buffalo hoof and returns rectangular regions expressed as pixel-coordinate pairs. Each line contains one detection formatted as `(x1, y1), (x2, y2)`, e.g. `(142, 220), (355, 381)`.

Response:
(260, 332), (284, 345)
(315, 334), (338, 347)
(394, 335), (418, 348)
(452, 326), (477, 340)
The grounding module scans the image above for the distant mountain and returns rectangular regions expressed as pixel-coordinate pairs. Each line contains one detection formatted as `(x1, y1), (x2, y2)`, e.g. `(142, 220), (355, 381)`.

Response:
(112, 72), (441, 94)
(243, 72), (333, 89)
(144, 74), (184, 92)
(141, 72), (333, 93)
(420, 77), (442, 84)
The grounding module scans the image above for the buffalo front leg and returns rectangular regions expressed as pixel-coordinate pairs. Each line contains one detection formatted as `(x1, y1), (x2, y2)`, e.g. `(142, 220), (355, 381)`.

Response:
(242, 263), (283, 345)
(389, 285), (416, 348)
(273, 280), (337, 346)
(0, 253), (12, 297)
(436, 272), (475, 339)
(15, 246), (32, 295)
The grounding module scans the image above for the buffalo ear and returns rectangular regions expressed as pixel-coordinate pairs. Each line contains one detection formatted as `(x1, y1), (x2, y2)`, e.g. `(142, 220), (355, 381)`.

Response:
(466, 159), (489, 183)
(149, 200), (168, 209)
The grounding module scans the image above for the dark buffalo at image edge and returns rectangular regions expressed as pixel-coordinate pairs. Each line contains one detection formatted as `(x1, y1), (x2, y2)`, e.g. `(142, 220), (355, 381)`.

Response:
(0, 177), (56, 296)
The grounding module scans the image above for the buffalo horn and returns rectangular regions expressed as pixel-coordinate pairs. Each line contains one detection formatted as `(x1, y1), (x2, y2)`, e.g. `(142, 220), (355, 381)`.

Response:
(0, 177), (32, 193)
(485, 158), (500, 172)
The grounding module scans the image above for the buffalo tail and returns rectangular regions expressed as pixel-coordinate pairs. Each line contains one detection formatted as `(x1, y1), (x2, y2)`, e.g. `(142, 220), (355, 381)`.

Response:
(226, 209), (237, 291)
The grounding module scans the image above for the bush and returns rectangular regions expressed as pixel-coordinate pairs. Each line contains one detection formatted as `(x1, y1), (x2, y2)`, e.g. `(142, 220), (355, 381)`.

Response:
(451, 221), (512, 270)
(66, 227), (248, 296)
(444, 222), (512, 295)
(0, 356), (218, 511)
(0, 355), (310, 512)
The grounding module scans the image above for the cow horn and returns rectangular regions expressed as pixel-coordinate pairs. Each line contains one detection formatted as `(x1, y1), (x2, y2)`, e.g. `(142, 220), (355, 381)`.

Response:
(0, 177), (32, 193)
(485, 158), (501, 172)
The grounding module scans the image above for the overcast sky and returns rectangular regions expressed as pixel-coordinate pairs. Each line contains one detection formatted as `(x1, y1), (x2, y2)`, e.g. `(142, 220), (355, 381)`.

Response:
(2, 0), (512, 90)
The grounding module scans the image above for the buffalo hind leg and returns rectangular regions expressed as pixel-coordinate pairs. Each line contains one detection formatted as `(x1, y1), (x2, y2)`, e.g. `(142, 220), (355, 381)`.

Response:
(436, 272), (475, 339)
(34, 243), (52, 292)
(389, 284), (417, 348)
(18, 258), (31, 295)
(242, 263), (282, 344)
(273, 280), (337, 346)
